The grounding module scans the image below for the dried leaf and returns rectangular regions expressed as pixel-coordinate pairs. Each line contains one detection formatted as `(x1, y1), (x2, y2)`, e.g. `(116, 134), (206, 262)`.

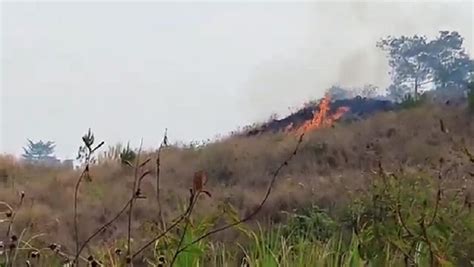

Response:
(193, 171), (208, 192)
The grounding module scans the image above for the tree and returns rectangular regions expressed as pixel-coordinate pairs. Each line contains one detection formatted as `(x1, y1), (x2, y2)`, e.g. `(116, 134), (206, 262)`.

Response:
(377, 34), (433, 100)
(429, 31), (474, 90)
(386, 84), (411, 102)
(377, 31), (474, 99)
(22, 139), (56, 162)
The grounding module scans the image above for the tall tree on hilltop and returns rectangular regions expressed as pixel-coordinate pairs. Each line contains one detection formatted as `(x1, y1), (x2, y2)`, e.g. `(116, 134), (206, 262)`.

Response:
(429, 31), (474, 90)
(377, 34), (434, 100)
(377, 31), (473, 100)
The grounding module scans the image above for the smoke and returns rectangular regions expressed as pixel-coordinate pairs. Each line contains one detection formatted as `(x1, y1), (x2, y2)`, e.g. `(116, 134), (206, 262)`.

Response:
(238, 1), (473, 123)
(1, 1), (472, 156)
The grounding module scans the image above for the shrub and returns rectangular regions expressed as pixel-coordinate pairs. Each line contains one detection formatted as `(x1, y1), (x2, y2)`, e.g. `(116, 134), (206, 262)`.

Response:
(346, 166), (474, 265)
(282, 205), (338, 242)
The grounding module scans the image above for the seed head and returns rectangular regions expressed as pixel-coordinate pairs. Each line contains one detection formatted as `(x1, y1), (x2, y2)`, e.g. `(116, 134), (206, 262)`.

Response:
(158, 255), (165, 263)
(30, 250), (40, 259)
(48, 243), (60, 252)
(114, 248), (122, 256)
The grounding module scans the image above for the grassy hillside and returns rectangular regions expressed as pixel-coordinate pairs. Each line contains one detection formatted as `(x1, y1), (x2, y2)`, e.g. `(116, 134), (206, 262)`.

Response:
(1, 103), (473, 266)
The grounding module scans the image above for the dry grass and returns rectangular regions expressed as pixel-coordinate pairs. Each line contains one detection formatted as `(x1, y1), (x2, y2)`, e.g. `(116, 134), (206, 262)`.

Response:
(0, 103), (473, 258)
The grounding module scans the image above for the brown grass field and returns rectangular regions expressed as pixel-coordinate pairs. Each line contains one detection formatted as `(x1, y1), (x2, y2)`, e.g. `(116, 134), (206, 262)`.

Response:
(1, 102), (473, 265)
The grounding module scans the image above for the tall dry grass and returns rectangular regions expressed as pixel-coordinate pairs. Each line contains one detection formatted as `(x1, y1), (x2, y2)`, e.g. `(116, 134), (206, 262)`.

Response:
(0, 103), (473, 266)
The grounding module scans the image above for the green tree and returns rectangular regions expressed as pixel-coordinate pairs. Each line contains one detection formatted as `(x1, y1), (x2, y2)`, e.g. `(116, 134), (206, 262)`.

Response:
(22, 139), (56, 162)
(377, 34), (432, 100)
(386, 84), (410, 102)
(429, 31), (474, 90)
(378, 31), (473, 99)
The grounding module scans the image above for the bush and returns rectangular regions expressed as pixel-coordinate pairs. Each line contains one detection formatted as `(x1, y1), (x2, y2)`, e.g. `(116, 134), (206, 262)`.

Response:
(282, 205), (338, 242)
(346, 166), (474, 265)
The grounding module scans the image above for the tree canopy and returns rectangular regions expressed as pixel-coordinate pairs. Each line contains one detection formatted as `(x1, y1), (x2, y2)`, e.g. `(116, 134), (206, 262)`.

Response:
(378, 31), (473, 100)
(22, 139), (56, 162)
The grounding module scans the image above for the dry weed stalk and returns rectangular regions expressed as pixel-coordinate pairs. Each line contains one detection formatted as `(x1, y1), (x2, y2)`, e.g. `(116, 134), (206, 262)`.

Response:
(73, 129), (104, 265)
(130, 173), (208, 261)
(72, 130), (166, 266)
(73, 152), (152, 266)
(174, 134), (304, 257)
(125, 139), (154, 263)
(126, 140), (142, 262)
(5, 191), (25, 240)
(74, 199), (132, 263)
(128, 133), (305, 264)
(156, 129), (168, 231)
(361, 118), (473, 266)
(169, 171), (210, 266)
(0, 190), (26, 267)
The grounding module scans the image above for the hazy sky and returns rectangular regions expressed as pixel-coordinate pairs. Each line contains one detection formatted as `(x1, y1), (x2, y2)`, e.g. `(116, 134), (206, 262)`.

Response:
(1, 1), (473, 159)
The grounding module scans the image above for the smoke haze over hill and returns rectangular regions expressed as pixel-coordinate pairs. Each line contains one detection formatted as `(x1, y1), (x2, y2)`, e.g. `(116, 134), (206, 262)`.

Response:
(1, 1), (472, 158)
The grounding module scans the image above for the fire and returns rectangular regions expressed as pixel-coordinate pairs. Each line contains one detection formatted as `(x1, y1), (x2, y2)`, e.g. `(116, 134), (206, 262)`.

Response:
(294, 94), (350, 135)
(332, 106), (350, 121)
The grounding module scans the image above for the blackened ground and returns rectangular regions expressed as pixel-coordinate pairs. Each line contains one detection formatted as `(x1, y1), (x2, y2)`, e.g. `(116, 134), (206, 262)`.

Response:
(245, 97), (396, 136)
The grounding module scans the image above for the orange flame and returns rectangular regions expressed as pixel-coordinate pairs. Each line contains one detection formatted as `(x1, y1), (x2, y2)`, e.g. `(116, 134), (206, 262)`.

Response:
(332, 106), (350, 121)
(294, 94), (350, 135)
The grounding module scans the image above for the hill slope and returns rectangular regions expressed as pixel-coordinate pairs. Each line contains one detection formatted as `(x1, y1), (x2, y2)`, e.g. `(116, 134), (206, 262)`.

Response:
(0, 102), (473, 265)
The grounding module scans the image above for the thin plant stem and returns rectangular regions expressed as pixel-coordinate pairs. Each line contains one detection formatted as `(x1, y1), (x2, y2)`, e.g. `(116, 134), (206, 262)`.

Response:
(127, 139), (143, 262)
(156, 129), (167, 230)
(173, 134), (304, 257)
(74, 198), (132, 262)
(169, 192), (199, 266)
